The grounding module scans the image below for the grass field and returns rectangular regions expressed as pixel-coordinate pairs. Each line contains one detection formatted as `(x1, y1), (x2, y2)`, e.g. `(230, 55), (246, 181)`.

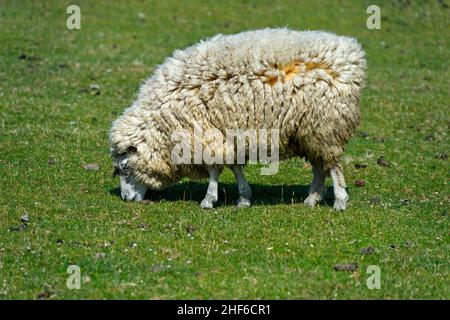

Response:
(0, 0), (448, 299)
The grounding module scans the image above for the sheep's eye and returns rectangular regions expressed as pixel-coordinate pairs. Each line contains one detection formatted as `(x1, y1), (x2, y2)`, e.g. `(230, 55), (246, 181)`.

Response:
(118, 158), (128, 172)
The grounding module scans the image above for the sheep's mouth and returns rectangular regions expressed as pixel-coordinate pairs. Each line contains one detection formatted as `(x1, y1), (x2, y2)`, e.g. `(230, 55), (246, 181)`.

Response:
(121, 192), (136, 201)
(117, 169), (147, 202)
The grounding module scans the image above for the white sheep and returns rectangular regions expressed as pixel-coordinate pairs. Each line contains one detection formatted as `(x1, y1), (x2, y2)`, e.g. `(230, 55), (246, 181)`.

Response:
(109, 28), (366, 210)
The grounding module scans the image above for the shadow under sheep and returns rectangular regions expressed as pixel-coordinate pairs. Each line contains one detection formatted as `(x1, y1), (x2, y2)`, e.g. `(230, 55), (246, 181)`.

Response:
(110, 181), (337, 207)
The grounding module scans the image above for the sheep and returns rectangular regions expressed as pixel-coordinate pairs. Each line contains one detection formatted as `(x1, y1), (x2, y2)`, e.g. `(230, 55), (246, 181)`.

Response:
(109, 28), (366, 210)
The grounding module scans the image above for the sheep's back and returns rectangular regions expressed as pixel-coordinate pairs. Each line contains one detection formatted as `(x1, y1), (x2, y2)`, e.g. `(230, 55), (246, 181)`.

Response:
(130, 29), (366, 165)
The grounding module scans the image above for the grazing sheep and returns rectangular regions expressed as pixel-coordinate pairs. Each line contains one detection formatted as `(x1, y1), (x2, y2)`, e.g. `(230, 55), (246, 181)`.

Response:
(109, 28), (366, 210)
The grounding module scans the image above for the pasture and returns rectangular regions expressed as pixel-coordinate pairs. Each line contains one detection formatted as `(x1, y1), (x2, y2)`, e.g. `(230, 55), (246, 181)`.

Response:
(0, 0), (448, 299)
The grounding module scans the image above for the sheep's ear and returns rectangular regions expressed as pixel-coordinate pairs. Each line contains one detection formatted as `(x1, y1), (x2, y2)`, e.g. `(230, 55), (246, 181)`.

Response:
(127, 146), (137, 153)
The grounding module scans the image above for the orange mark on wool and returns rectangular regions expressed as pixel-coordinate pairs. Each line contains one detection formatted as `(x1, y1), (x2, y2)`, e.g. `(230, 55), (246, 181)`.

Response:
(263, 60), (337, 86)
(265, 76), (278, 86)
(305, 61), (338, 78)
(283, 62), (301, 81)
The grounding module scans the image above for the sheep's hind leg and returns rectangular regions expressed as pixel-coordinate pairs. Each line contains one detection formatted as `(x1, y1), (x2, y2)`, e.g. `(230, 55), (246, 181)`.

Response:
(230, 165), (252, 208)
(200, 166), (220, 209)
(330, 164), (348, 211)
(304, 164), (326, 207)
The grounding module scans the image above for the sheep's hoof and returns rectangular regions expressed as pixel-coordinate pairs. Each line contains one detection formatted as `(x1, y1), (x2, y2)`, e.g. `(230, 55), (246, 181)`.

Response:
(236, 197), (251, 208)
(333, 199), (347, 211)
(304, 194), (320, 207)
(200, 199), (214, 209)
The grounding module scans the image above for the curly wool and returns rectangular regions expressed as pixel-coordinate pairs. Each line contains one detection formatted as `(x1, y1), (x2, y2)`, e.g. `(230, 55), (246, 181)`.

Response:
(109, 28), (366, 190)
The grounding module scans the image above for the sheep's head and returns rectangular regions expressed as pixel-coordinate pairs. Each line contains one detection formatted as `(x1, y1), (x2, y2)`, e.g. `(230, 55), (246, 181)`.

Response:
(112, 147), (147, 202)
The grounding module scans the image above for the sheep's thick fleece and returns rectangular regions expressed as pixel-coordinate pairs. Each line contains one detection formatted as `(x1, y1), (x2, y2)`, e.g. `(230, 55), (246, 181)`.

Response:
(109, 28), (366, 193)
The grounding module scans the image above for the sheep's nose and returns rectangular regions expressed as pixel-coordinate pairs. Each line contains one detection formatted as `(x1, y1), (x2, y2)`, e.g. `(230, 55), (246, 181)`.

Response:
(121, 193), (136, 201)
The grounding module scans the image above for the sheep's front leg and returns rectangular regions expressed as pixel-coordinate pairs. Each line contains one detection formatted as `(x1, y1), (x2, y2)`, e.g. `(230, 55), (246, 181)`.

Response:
(304, 164), (326, 207)
(200, 166), (220, 209)
(230, 165), (252, 208)
(330, 164), (348, 211)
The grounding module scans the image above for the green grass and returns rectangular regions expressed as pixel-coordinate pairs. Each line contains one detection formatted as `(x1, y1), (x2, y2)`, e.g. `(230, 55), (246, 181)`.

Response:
(0, 0), (448, 299)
